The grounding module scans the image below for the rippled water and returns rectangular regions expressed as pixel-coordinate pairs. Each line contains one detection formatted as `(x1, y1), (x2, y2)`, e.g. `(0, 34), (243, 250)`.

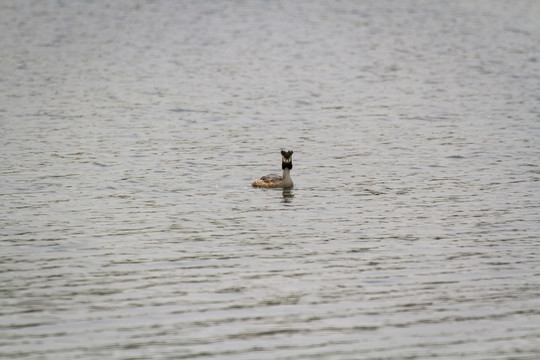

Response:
(1, 0), (539, 359)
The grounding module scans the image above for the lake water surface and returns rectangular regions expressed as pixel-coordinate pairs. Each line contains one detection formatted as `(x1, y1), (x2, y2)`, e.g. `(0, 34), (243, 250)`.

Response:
(1, 0), (539, 359)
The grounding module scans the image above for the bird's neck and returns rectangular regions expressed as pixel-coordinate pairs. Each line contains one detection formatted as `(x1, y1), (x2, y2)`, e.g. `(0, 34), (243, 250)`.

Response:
(282, 168), (292, 183)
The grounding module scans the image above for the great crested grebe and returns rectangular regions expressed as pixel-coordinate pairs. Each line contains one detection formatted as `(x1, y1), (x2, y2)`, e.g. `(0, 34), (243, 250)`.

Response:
(252, 150), (294, 188)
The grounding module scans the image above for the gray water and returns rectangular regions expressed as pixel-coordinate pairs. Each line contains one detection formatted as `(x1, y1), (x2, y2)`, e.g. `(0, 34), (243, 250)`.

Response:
(1, 1), (539, 359)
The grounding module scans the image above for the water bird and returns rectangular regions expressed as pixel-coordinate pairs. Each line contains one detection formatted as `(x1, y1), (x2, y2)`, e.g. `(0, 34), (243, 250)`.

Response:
(252, 150), (294, 188)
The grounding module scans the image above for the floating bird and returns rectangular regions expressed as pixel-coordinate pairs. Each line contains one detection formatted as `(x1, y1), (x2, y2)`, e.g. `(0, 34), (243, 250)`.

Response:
(252, 150), (294, 188)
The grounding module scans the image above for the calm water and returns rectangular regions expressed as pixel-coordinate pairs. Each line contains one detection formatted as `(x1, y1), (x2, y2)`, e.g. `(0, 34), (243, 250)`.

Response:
(1, 0), (539, 359)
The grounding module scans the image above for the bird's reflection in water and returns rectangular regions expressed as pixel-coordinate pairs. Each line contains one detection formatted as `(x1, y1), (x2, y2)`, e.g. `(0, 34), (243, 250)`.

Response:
(282, 188), (294, 203)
